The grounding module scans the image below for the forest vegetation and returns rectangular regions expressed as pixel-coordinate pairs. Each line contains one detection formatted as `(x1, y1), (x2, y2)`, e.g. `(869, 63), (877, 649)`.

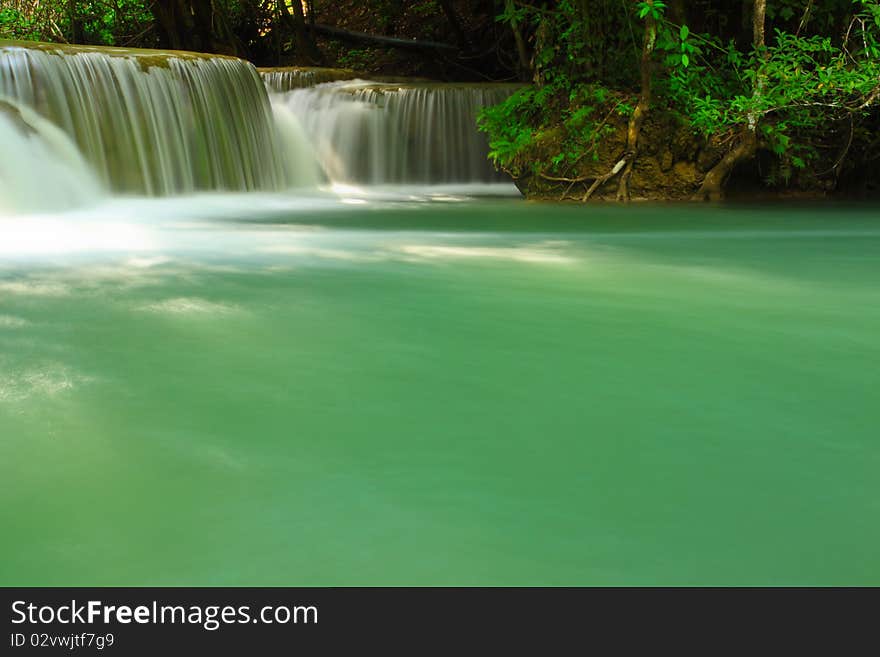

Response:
(2, 1), (880, 200)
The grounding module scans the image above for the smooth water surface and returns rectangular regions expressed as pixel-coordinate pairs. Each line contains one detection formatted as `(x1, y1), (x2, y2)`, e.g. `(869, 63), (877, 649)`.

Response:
(1, 196), (878, 585)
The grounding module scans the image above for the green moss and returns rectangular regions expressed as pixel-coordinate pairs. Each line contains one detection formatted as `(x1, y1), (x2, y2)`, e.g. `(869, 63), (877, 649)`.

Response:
(0, 39), (242, 72)
(257, 65), (358, 78)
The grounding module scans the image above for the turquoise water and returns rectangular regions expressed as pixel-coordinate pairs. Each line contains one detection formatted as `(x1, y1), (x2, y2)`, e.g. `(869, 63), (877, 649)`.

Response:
(1, 197), (878, 585)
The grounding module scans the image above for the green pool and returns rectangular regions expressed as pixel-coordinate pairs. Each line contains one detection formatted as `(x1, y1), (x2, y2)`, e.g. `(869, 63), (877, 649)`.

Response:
(1, 198), (878, 585)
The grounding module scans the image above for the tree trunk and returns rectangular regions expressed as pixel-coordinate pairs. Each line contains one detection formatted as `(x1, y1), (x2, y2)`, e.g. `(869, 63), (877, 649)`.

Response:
(151, 1), (191, 51)
(190, 0), (215, 51)
(693, 133), (757, 201)
(289, 0), (322, 64)
(306, 23), (457, 54)
(436, 0), (469, 49)
(695, 0), (766, 201)
(753, 0), (766, 51)
(504, 0), (531, 81)
(68, 0), (84, 43)
(579, 1), (656, 202)
(617, 3), (657, 201)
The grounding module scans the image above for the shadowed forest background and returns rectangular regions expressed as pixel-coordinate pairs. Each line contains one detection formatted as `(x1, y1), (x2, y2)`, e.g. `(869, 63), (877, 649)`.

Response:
(3, 1), (880, 200)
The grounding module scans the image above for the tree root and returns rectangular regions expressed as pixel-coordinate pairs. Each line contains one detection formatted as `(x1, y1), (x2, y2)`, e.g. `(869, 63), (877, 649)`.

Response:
(582, 156), (629, 201)
(538, 158), (628, 201)
(693, 132), (757, 201)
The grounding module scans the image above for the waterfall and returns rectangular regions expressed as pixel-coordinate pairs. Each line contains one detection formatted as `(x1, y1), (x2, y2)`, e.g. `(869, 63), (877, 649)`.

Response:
(270, 80), (518, 185)
(260, 67), (359, 92)
(0, 99), (103, 214)
(0, 42), (517, 210)
(0, 42), (301, 197)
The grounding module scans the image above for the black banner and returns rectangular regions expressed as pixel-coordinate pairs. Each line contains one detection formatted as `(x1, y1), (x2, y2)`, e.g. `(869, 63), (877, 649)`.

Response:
(0, 588), (873, 653)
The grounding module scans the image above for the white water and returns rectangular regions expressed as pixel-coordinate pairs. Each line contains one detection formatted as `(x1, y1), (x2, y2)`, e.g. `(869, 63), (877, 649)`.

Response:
(260, 67), (356, 92)
(0, 44), (300, 196)
(0, 100), (103, 214)
(0, 43), (518, 217)
(270, 80), (518, 185)
(270, 98), (326, 188)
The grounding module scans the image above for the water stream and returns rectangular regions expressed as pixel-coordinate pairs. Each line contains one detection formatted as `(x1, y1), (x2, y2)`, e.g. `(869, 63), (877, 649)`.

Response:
(0, 44), (297, 196)
(270, 80), (516, 184)
(1, 42), (878, 585)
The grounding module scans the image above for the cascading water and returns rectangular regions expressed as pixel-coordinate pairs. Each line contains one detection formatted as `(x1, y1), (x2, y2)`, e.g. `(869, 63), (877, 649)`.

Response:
(269, 80), (519, 185)
(260, 67), (359, 92)
(0, 42), (304, 197)
(0, 99), (103, 214)
(0, 42), (517, 215)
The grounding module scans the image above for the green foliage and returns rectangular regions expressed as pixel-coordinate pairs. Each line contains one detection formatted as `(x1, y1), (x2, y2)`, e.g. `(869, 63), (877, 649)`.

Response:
(336, 48), (374, 70)
(478, 86), (538, 170)
(658, 0), (880, 179)
(478, 81), (625, 176)
(481, 0), (646, 177)
(637, 1), (666, 21)
(480, 0), (880, 192)
(0, 0), (154, 46)
(0, 7), (40, 40)
(495, 0), (639, 87)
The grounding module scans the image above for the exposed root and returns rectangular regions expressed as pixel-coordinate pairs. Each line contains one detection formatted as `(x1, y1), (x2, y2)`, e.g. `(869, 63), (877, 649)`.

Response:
(693, 132), (757, 201)
(695, 2), (765, 202)
(539, 158), (628, 201)
(582, 157), (628, 201)
(591, 2), (656, 203)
